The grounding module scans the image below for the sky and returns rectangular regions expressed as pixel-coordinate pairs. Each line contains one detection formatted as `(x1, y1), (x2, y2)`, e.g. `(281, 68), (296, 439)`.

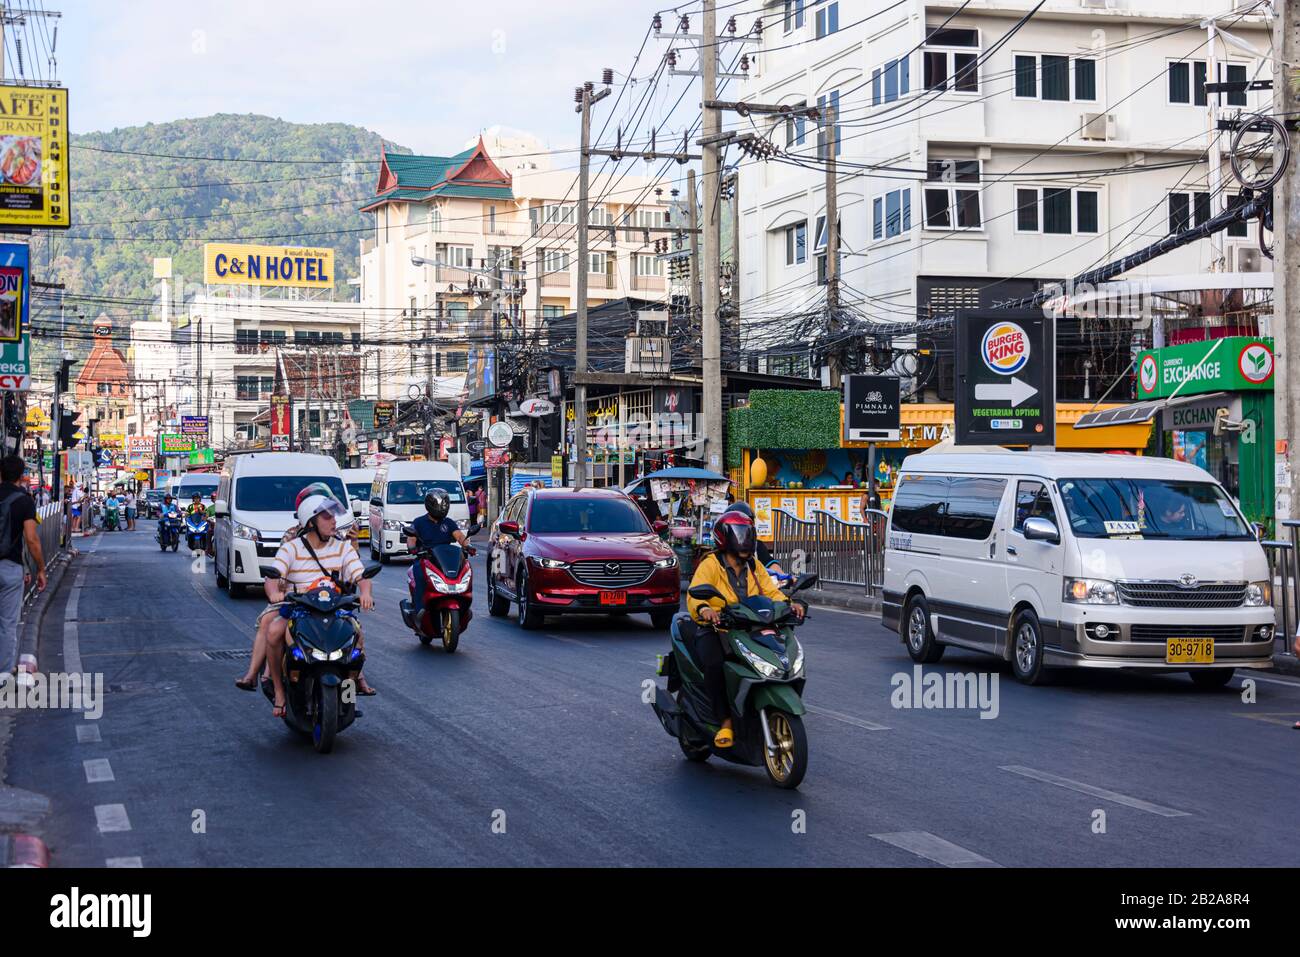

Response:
(45, 0), (683, 155)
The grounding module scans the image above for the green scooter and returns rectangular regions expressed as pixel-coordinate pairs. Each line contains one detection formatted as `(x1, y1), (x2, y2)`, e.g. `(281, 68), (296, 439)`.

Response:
(651, 576), (816, 790)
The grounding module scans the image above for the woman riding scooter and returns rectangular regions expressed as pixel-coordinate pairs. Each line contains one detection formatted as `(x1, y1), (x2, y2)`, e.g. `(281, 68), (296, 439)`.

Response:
(686, 509), (803, 749)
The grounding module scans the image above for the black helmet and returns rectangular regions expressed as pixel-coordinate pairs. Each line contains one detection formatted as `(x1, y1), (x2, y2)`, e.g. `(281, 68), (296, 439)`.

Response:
(424, 488), (451, 522)
(714, 510), (756, 561)
(724, 501), (755, 522)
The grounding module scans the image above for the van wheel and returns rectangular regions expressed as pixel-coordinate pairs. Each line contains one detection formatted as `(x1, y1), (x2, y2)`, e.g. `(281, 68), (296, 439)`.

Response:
(903, 594), (944, 663)
(226, 569), (244, 599)
(377, 539), (390, 565)
(1189, 668), (1235, 690)
(1011, 609), (1047, 685)
(215, 566), (229, 589)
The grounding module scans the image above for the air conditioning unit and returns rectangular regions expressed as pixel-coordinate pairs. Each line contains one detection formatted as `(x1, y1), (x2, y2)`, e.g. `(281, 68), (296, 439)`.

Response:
(1081, 112), (1116, 141)
(625, 336), (671, 375)
(1236, 245), (1262, 272)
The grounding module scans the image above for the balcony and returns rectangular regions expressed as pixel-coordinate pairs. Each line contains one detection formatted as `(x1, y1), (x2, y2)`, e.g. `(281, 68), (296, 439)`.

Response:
(542, 270), (571, 288)
(436, 266), (474, 285)
(631, 274), (665, 293)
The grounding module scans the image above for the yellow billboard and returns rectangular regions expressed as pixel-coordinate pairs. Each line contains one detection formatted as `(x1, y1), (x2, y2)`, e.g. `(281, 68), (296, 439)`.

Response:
(0, 86), (69, 229)
(203, 244), (334, 289)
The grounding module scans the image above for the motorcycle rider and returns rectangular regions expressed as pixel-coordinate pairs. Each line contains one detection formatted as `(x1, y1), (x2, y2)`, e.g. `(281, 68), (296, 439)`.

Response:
(686, 508), (803, 749)
(721, 501), (786, 578)
(262, 494), (375, 718)
(406, 488), (475, 621)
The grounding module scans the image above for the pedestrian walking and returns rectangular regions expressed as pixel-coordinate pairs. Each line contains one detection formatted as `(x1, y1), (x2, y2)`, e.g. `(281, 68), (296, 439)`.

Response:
(125, 486), (138, 531)
(0, 455), (44, 685)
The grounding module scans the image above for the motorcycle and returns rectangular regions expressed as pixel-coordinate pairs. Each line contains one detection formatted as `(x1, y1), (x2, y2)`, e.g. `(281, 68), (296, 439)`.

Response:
(399, 523), (478, 653)
(103, 500), (121, 532)
(156, 512), (181, 552)
(261, 563), (382, 754)
(651, 575), (817, 790)
(185, 511), (211, 552)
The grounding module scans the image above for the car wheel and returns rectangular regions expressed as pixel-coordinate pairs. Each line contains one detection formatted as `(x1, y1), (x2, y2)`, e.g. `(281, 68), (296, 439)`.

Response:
(1010, 608), (1048, 685)
(486, 561), (509, 617)
(903, 594), (944, 664)
(1189, 668), (1235, 690)
(517, 570), (543, 630)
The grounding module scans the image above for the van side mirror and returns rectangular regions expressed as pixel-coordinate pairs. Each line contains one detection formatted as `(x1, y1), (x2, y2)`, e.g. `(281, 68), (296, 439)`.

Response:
(1022, 517), (1060, 544)
(215, 499), (230, 518)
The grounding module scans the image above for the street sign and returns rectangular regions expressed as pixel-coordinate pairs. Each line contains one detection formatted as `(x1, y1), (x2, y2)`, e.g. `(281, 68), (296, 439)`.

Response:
(954, 310), (1055, 447)
(843, 375), (901, 442)
(159, 434), (196, 455)
(373, 401), (396, 429)
(467, 440), (487, 456)
(520, 398), (556, 418)
(181, 415), (209, 437)
(488, 421), (514, 448)
(0, 333), (30, 392)
(485, 447), (510, 469)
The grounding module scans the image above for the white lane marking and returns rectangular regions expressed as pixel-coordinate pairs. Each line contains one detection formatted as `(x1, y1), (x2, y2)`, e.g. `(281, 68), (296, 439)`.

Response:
(83, 759), (115, 784)
(870, 831), (1001, 868)
(63, 567), (84, 675)
(1240, 673), (1300, 688)
(105, 857), (142, 868)
(1000, 765), (1191, 817)
(189, 578), (257, 635)
(94, 804), (131, 833)
(805, 704), (890, 731)
(76, 723), (101, 744)
(807, 604), (876, 619)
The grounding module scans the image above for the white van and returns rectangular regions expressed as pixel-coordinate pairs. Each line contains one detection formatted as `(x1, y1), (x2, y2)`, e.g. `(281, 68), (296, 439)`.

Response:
(212, 452), (354, 595)
(368, 460), (468, 562)
(881, 450), (1275, 687)
(341, 468), (376, 545)
(177, 472), (220, 505)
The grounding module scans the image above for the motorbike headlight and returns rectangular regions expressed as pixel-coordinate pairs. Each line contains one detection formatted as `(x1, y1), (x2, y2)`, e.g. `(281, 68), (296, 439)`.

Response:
(538, 558), (568, 569)
(1064, 578), (1119, 605)
(1244, 581), (1272, 607)
(309, 648), (329, 662)
(653, 555), (678, 569)
(735, 641), (781, 679)
(327, 649), (346, 662)
(233, 523), (259, 541)
(789, 638), (805, 677)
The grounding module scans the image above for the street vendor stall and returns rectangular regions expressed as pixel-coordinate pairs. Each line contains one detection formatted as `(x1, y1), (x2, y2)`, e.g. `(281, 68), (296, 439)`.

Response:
(624, 467), (731, 572)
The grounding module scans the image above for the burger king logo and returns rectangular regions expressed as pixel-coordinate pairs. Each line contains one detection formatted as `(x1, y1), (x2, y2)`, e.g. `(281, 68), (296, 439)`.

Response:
(1138, 355), (1158, 395)
(981, 322), (1030, 376)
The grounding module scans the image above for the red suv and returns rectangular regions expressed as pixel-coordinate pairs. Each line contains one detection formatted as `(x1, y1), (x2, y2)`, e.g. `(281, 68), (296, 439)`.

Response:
(486, 487), (681, 630)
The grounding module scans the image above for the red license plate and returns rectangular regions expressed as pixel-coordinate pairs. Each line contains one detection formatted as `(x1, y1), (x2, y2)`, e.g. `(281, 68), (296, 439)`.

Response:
(600, 591), (628, 606)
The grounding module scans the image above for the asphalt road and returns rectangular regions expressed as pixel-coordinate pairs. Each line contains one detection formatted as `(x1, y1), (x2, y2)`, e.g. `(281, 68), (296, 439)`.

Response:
(8, 522), (1300, 867)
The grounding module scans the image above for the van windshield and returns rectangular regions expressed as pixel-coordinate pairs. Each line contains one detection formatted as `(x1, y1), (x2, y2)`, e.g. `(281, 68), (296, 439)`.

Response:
(236, 476), (349, 513)
(386, 480), (465, 505)
(346, 483), (372, 502)
(1055, 478), (1252, 540)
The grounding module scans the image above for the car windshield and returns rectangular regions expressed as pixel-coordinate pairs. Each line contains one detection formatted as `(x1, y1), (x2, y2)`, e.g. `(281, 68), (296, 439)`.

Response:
(528, 497), (649, 534)
(346, 483), (371, 501)
(386, 480), (465, 505)
(236, 476), (349, 513)
(1055, 477), (1253, 540)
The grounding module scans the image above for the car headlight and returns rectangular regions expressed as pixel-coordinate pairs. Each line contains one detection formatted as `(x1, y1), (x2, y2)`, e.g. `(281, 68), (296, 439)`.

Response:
(233, 522), (259, 541)
(653, 555), (678, 569)
(735, 641), (781, 679)
(1244, 581), (1272, 607)
(1064, 578), (1119, 605)
(538, 557), (569, 569)
(383, 520), (404, 532)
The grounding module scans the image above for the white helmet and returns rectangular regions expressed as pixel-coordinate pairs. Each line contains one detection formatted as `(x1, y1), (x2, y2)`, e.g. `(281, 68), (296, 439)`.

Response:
(296, 493), (348, 530)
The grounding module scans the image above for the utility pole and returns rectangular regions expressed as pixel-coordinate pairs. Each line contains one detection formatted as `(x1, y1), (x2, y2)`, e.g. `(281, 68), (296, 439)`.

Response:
(824, 100), (841, 388)
(195, 316), (203, 418)
(1276, 3), (1300, 523)
(574, 76), (612, 489)
(727, 172), (740, 364)
(1207, 17), (1224, 272)
(701, 0), (723, 474)
(687, 168), (702, 335)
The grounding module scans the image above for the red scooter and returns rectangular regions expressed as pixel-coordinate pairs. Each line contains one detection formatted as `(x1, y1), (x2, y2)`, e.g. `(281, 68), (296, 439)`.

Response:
(400, 530), (477, 653)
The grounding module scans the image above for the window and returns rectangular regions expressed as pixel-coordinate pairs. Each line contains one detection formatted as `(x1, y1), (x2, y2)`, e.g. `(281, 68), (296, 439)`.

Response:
(923, 27), (979, 93)
(785, 107), (807, 148)
(543, 249), (570, 273)
(429, 206), (441, 232)
(1168, 60), (1208, 106)
(1056, 478), (1251, 541)
(785, 221), (808, 265)
(891, 474), (948, 536)
(589, 205), (608, 226)
(1013, 481), (1058, 532)
(543, 204), (576, 225)
(443, 351), (468, 374)
(1168, 191), (1211, 234)
(445, 301), (469, 321)
(872, 188), (912, 240)
(816, 91), (842, 157)
(923, 160), (981, 230)
(1220, 62), (1248, 107)
(944, 478), (1007, 541)
(1227, 192), (1249, 238)
(542, 305), (564, 320)
(813, 214), (840, 284)
(872, 57), (911, 105)
(635, 208), (665, 229)
(488, 205), (496, 232)
(1015, 54), (1096, 101)
(529, 496), (649, 535)
(783, 0), (805, 33)
(1015, 187), (1099, 234)
(814, 0), (838, 38)
(446, 245), (472, 269)
(636, 254), (663, 277)
(589, 251), (607, 275)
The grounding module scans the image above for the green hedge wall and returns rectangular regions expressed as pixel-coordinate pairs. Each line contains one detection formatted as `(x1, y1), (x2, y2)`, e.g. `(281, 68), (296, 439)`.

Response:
(726, 390), (842, 468)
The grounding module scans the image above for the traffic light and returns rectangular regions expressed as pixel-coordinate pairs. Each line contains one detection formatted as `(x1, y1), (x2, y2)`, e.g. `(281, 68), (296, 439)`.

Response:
(57, 409), (78, 450)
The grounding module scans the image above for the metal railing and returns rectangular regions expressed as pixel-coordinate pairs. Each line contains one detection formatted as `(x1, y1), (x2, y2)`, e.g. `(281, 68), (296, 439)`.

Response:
(1264, 519), (1300, 658)
(23, 502), (65, 603)
(769, 507), (889, 597)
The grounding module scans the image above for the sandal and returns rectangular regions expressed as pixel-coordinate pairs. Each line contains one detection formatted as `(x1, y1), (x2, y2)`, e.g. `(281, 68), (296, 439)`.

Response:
(234, 676), (257, 692)
(272, 700), (287, 718)
(713, 726), (734, 749)
(357, 682), (377, 697)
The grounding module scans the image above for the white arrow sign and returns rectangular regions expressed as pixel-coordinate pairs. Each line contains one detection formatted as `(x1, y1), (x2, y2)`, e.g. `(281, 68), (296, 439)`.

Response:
(975, 377), (1038, 408)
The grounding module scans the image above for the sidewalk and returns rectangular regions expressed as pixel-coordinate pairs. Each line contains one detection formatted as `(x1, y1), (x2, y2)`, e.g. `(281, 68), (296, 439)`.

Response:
(805, 581), (881, 615)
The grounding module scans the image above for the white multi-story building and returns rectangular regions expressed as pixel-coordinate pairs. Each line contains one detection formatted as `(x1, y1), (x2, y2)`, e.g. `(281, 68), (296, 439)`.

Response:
(739, 0), (1272, 394)
(358, 129), (675, 401)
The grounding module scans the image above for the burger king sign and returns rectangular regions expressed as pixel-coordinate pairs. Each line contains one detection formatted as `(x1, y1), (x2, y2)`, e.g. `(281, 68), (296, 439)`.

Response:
(981, 322), (1030, 376)
(955, 311), (1055, 448)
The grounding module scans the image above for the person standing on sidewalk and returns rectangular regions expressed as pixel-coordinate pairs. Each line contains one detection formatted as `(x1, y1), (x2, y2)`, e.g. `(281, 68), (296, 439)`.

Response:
(68, 481), (83, 536)
(0, 455), (44, 684)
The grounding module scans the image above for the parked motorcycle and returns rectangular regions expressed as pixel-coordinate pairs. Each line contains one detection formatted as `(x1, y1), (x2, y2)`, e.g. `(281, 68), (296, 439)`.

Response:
(399, 523), (478, 652)
(651, 576), (816, 790)
(156, 513), (181, 552)
(261, 563), (382, 754)
(103, 500), (121, 532)
(185, 511), (211, 552)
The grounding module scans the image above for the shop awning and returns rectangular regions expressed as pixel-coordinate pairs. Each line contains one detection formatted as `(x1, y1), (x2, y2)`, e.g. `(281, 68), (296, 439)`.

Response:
(1072, 392), (1229, 430)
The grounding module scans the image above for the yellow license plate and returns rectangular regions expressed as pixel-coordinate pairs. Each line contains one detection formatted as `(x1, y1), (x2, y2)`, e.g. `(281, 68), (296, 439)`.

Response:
(1166, 638), (1215, 664)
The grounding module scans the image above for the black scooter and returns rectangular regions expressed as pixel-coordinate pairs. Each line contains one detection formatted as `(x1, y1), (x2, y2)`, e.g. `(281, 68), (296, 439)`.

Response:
(156, 514), (181, 551)
(261, 562), (381, 754)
